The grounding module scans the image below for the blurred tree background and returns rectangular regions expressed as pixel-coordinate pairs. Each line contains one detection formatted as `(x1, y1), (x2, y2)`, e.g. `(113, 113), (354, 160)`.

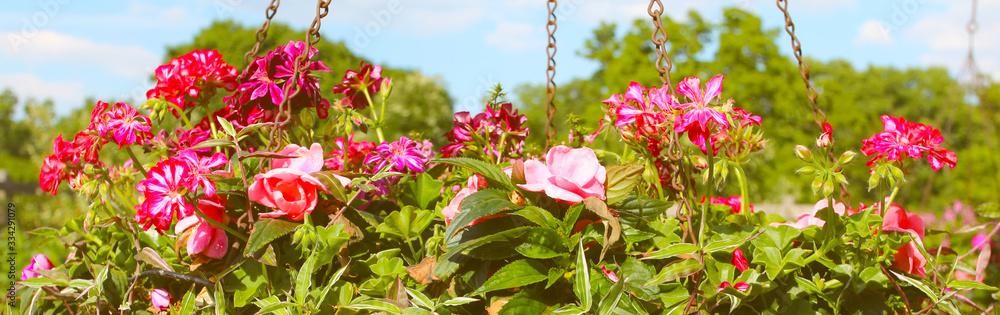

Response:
(4, 8), (1000, 267)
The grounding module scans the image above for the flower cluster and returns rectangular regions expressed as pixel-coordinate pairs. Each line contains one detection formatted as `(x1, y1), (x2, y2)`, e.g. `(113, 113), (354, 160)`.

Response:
(324, 135), (376, 172)
(40, 101), (153, 195)
(861, 115), (957, 171)
(225, 40), (332, 126)
(441, 103), (529, 162)
(146, 49), (238, 113)
(134, 149), (227, 231)
(332, 61), (387, 111)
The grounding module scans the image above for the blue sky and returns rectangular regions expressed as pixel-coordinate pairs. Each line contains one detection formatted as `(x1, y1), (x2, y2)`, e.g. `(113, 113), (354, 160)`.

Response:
(1, 0), (996, 116)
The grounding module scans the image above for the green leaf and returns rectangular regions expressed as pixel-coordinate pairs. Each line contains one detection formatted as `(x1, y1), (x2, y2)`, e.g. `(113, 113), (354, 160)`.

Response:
(19, 277), (61, 288)
(604, 164), (644, 205)
(975, 202), (1000, 219)
(512, 206), (561, 230)
(216, 116), (236, 136)
(230, 261), (266, 307)
(189, 139), (234, 151)
(445, 189), (520, 240)
(236, 122), (269, 139)
(178, 286), (196, 314)
(948, 280), (999, 291)
(440, 297), (478, 306)
(515, 227), (568, 259)
(616, 192), (673, 218)
(244, 219), (299, 257)
(704, 236), (748, 255)
(294, 250), (318, 305)
(214, 281), (227, 314)
(642, 243), (700, 260)
(546, 268), (564, 289)
(439, 226), (533, 263)
(254, 296), (294, 315)
(574, 240), (593, 311)
(402, 172), (445, 209)
(402, 308), (435, 315)
(434, 157), (516, 191)
(499, 290), (549, 314)
(404, 287), (434, 310)
(643, 259), (702, 288)
(549, 304), (588, 315)
(377, 206), (435, 242)
(348, 300), (403, 314)
(794, 276), (822, 295)
(311, 171), (350, 202)
(890, 270), (939, 301)
(472, 259), (548, 296)
(597, 277), (625, 315)
(135, 247), (173, 272)
(314, 264), (348, 307)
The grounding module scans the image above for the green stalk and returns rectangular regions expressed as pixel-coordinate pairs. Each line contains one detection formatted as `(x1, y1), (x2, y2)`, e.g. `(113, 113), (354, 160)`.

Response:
(124, 146), (148, 178)
(733, 163), (750, 215)
(362, 89), (385, 143)
(699, 147), (716, 248)
(193, 201), (248, 243)
(167, 102), (194, 129)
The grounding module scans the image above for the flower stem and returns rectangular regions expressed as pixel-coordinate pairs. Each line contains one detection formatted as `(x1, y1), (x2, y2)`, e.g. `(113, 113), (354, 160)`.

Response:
(124, 146), (148, 178)
(699, 147), (716, 248)
(193, 201), (248, 243)
(167, 102), (194, 129)
(733, 163), (750, 215)
(362, 89), (385, 143)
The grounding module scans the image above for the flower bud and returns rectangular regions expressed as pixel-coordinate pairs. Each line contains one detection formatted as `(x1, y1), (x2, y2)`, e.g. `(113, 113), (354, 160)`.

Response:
(151, 288), (172, 311)
(731, 248), (749, 272)
(838, 151), (857, 165)
(794, 145), (814, 163)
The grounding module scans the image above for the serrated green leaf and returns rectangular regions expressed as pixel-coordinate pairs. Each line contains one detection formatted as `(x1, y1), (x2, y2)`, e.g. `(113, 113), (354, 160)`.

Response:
(439, 226), (533, 263)
(642, 243), (700, 260)
(514, 227), (568, 259)
(499, 290), (548, 314)
(244, 219), (300, 257)
(472, 259), (548, 296)
(513, 206), (561, 230)
(605, 164), (644, 205)
(643, 259), (702, 287)
(434, 157), (516, 191)
(445, 189), (519, 240)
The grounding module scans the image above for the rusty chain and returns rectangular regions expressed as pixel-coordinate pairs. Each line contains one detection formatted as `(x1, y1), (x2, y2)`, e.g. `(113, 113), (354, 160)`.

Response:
(544, 0), (558, 149)
(267, 0), (332, 148)
(776, 0), (827, 128)
(647, 0), (673, 91)
(776, 0), (852, 205)
(244, 0), (281, 66)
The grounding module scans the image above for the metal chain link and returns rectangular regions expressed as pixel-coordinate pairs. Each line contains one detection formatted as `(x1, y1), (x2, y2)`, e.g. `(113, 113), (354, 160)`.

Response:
(544, 0), (558, 150)
(647, 0), (673, 91)
(776, 0), (826, 128)
(267, 0), (332, 148)
(776, 0), (852, 205)
(244, 0), (281, 66)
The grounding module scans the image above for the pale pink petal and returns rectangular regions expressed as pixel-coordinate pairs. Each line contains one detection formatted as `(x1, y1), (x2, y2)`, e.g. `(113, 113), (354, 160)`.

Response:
(703, 75), (724, 104)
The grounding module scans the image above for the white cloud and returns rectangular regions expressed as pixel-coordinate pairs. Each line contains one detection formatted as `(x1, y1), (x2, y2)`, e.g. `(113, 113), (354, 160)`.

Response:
(904, 0), (1000, 80)
(485, 22), (545, 51)
(0, 73), (84, 106)
(855, 20), (893, 45)
(0, 31), (160, 80)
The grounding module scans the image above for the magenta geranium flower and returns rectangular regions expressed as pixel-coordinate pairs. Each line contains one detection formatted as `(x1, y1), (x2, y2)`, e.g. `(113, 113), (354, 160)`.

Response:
(177, 149), (228, 197)
(365, 136), (428, 174)
(135, 158), (197, 231)
(861, 115), (957, 170)
(673, 75), (729, 134)
(331, 61), (386, 110)
(98, 102), (153, 148)
(225, 40), (331, 125)
(519, 145), (606, 204)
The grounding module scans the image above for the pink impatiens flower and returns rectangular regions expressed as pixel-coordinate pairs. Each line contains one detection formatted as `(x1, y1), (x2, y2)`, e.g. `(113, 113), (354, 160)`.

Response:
(519, 145), (606, 204)
(441, 175), (487, 225)
(175, 196), (229, 259)
(20, 254), (53, 280)
(151, 288), (172, 311)
(135, 158), (197, 231)
(274, 143), (325, 173)
(248, 168), (330, 221)
(882, 203), (927, 278)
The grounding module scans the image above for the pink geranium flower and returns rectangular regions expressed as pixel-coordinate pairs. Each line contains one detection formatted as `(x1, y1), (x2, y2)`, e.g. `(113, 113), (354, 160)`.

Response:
(147, 49), (238, 113)
(882, 203), (927, 278)
(331, 61), (386, 110)
(177, 149), (228, 197)
(861, 115), (956, 170)
(135, 158), (197, 231)
(365, 137), (428, 174)
(673, 75), (729, 135)
(20, 254), (53, 280)
(248, 168), (330, 221)
(519, 145), (606, 204)
(101, 102), (153, 148)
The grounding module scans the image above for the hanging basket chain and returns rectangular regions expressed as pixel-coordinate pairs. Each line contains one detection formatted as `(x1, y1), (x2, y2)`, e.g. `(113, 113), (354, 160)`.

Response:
(776, 0), (826, 128)
(267, 0), (332, 148)
(544, 0), (558, 149)
(776, 0), (852, 205)
(244, 0), (281, 66)
(647, 0), (673, 91)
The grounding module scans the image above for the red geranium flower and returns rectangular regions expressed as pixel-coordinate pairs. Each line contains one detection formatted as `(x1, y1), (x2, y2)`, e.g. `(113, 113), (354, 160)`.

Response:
(861, 115), (956, 170)
(331, 61), (386, 111)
